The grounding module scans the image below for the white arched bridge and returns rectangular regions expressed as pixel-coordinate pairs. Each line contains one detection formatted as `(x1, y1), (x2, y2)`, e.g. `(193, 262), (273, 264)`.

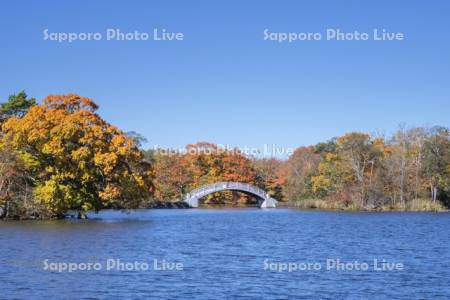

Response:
(184, 182), (278, 208)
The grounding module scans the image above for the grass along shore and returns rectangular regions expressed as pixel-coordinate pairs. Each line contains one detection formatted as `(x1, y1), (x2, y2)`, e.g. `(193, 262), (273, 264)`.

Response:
(287, 198), (446, 212)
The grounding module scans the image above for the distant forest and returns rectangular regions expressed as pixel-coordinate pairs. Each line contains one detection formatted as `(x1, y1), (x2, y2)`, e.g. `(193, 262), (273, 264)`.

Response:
(1, 92), (449, 219)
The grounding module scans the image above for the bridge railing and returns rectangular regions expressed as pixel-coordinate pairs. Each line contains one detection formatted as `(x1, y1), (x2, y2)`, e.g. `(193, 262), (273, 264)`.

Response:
(186, 182), (267, 199)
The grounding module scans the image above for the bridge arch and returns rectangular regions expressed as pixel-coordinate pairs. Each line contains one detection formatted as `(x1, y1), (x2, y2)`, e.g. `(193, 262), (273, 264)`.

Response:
(184, 182), (277, 208)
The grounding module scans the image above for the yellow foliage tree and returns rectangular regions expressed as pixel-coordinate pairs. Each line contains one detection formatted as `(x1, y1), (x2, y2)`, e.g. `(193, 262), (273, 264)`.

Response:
(1, 94), (153, 217)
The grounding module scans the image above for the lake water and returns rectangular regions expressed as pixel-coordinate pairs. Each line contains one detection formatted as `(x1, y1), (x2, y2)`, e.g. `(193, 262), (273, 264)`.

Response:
(1, 209), (450, 299)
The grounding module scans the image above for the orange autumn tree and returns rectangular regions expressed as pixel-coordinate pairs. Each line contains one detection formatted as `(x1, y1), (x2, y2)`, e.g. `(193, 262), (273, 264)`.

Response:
(278, 146), (321, 201)
(183, 142), (258, 206)
(146, 142), (260, 206)
(153, 151), (192, 201)
(151, 143), (259, 204)
(252, 158), (285, 201)
(1, 94), (153, 217)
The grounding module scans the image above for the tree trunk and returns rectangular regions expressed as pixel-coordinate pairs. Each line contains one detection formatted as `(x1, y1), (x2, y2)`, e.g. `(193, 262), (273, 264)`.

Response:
(430, 183), (437, 203)
(0, 202), (6, 219)
(4, 200), (9, 218)
(433, 187), (438, 203)
(400, 154), (406, 207)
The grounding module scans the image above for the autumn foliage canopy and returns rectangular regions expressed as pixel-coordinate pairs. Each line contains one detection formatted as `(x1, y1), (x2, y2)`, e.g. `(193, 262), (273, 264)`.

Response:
(1, 94), (153, 216)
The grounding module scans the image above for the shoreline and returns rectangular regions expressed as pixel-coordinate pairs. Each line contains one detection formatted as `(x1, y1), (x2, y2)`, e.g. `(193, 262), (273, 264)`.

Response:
(1, 200), (447, 221)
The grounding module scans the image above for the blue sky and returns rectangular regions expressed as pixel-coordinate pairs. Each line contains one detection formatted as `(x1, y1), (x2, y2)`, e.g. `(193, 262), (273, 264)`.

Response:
(1, 1), (449, 157)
